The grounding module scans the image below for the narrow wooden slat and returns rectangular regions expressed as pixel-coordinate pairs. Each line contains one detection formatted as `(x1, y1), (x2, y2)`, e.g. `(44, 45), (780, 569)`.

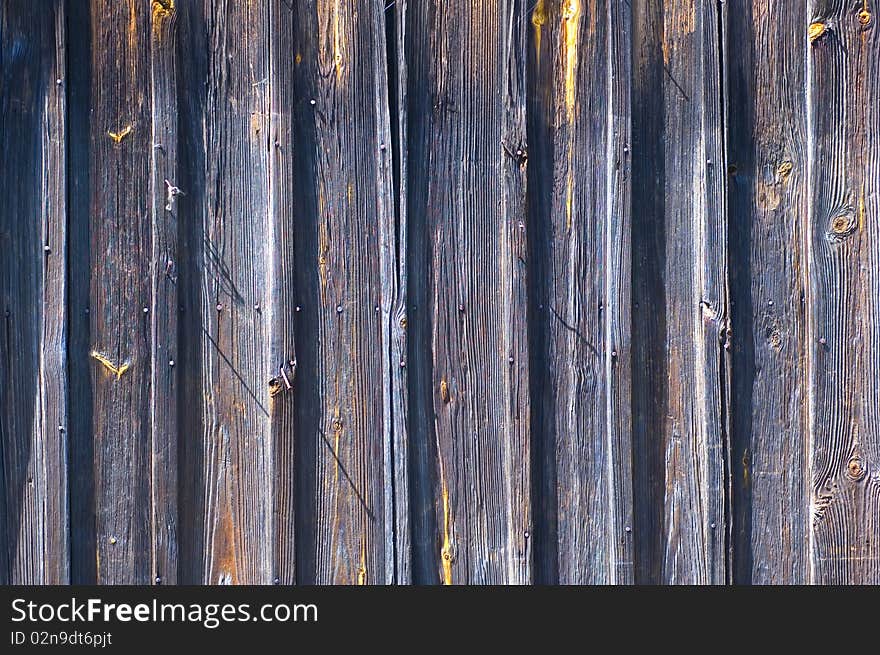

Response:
(727, 1), (810, 584)
(527, 0), (634, 584)
(287, 0), (398, 585)
(268, 0), (298, 587)
(631, 0), (729, 583)
(89, 0), (153, 584)
(66, 0), (96, 584)
(390, 0), (412, 586)
(149, 0), (180, 586)
(808, 0), (880, 584)
(0, 0), (69, 584)
(406, 0), (531, 584)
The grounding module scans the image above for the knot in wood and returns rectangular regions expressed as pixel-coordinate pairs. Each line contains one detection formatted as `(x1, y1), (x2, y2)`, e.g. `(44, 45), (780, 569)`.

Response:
(767, 328), (782, 350)
(847, 457), (866, 481)
(776, 160), (793, 180)
(829, 209), (856, 241)
(808, 22), (827, 43)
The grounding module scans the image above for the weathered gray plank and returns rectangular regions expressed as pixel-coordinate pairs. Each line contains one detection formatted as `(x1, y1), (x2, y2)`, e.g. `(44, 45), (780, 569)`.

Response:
(727, 0), (810, 584)
(406, 0), (531, 584)
(808, 0), (880, 584)
(88, 0), (153, 584)
(149, 0), (180, 586)
(287, 0), (399, 585)
(390, 0), (412, 586)
(0, 0), (69, 584)
(631, 0), (729, 583)
(527, 0), (634, 584)
(268, 0), (298, 587)
(185, 0), (273, 584)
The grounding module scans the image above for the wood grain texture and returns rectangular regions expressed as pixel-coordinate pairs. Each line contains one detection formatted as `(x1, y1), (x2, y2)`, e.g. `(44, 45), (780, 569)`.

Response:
(89, 0), (153, 584)
(5, 0), (880, 587)
(406, 0), (531, 584)
(389, 0), (412, 586)
(149, 0), (180, 586)
(268, 0), (298, 587)
(808, 0), (880, 584)
(631, 0), (730, 583)
(727, 0), (810, 584)
(288, 0), (398, 585)
(183, 0), (274, 584)
(527, 0), (634, 584)
(0, 0), (69, 584)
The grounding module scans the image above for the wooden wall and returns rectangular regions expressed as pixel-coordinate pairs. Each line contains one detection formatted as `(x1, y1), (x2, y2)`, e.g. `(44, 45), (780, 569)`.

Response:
(1, 0), (878, 585)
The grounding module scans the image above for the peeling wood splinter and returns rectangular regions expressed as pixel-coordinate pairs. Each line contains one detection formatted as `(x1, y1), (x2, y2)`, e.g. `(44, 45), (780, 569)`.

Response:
(164, 179), (185, 211)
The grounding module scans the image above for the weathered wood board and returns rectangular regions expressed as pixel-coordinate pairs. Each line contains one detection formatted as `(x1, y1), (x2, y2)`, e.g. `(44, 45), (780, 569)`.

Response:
(528, 0), (634, 584)
(0, 0), (69, 585)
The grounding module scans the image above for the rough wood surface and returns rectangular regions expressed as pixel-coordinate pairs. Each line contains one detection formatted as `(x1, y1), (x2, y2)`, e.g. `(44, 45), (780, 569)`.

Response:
(286, 0), (398, 585)
(3, 0), (880, 586)
(268, 0), (298, 588)
(728, 0), (810, 584)
(88, 0), (153, 584)
(406, 0), (531, 584)
(149, 0), (180, 587)
(808, 0), (880, 584)
(0, 0), (69, 584)
(631, 0), (729, 583)
(180, 0), (274, 584)
(527, 0), (634, 584)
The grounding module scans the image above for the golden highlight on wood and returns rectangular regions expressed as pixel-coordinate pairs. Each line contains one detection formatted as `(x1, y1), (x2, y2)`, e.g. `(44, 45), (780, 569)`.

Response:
(440, 481), (453, 586)
(107, 125), (132, 143)
(532, 0), (546, 59)
(90, 350), (130, 379)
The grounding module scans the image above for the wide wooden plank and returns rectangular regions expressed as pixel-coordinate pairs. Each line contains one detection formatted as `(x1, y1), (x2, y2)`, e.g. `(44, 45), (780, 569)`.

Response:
(527, 0), (634, 584)
(0, 0), (69, 584)
(727, 1), (810, 584)
(88, 0), (153, 584)
(406, 0), (531, 584)
(176, 0), (274, 584)
(631, 0), (729, 583)
(808, 0), (880, 584)
(285, 0), (399, 585)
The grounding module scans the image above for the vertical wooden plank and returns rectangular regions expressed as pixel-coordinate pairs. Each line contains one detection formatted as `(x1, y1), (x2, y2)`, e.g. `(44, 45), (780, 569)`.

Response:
(289, 0), (399, 585)
(406, 0), (531, 584)
(149, 0), (180, 586)
(808, 0), (880, 584)
(527, 0), (633, 584)
(88, 0), (153, 584)
(66, 0), (96, 584)
(0, 0), (69, 584)
(727, 1), (810, 583)
(193, 0), (273, 584)
(390, 0), (412, 586)
(268, 0), (297, 587)
(631, 0), (729, 583)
